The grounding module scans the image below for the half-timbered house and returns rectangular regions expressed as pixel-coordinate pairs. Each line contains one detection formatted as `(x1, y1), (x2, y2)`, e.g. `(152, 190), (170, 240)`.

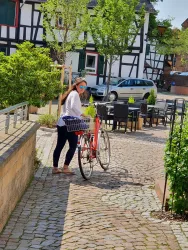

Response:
(0, 0), (155, 87)
(143, 43), (165, 80)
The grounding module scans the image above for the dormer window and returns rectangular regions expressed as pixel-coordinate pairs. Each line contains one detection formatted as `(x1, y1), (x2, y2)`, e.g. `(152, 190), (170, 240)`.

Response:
(0, 0), (19, 27)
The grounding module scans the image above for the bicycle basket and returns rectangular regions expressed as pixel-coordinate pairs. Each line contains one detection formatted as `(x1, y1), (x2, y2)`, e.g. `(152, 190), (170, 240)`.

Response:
(62, 117), (94, 132)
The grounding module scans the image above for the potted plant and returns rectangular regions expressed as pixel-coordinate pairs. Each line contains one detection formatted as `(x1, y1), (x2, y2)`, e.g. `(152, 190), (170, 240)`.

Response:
(128, 96), (135, 104)
(147, 89), (156, 105)
(147, 89), (157, 124)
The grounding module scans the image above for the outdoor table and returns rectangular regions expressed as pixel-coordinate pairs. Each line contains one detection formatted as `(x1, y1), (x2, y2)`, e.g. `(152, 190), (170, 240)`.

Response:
(106, 105), (140, 131)
(147, 104), (164, 110)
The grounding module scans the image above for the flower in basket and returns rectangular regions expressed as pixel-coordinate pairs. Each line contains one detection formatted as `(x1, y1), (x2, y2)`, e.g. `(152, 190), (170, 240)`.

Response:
(84, 95), (96, 132)
(84, 95), (96, 118)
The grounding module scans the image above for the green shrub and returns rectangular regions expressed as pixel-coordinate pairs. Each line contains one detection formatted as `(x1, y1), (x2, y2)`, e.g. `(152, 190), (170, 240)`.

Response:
(37, 114), (57, 128)
(147, 89), (156, 105)
(0, 42), (62, 108)
(164, 109), (188, 214)
(84, 95), (96, 118)
(128, 96), (135, 104)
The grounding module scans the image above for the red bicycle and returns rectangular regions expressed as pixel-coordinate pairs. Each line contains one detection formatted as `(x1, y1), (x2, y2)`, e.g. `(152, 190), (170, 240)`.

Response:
(64, 114), (110, 180)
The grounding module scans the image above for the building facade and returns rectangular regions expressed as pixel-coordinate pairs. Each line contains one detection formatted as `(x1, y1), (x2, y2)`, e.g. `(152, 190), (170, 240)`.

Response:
(0, 0), (155, 87)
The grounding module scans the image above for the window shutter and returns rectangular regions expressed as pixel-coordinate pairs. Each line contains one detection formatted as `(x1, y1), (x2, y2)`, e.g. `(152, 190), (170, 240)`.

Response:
(78, 50), (86, 73)
(98, 55), (104, 75)
(0, 0), (15, 26)
(7, 1), (16, 26)
(146, 44), (150, 56)
(0, 0), (7, 25)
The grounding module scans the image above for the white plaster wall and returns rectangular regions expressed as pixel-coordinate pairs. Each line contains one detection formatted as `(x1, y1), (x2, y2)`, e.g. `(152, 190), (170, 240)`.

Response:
(85, 75), (97, 87)
(105, 57), (120, 77)
(20, 4), (32, 26)
(132, 34), (140, 47)
(36, 28), (43, 41)
(138, 12), (149, 78)
(10, 48), (16, 54)
(9, 27), (16, 39)
(1, 26), (7, 38)
(65, 52), (79, 72)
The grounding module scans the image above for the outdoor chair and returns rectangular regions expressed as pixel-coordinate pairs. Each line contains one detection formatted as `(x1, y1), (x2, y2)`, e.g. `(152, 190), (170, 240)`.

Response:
(166, 99), (175, 123)
(139, 103), (152, 127)
(113, 104), (132, 132)
(175, 99), (186, 117)
(153, 102), (168, 126)
(97, 104), (113, 127)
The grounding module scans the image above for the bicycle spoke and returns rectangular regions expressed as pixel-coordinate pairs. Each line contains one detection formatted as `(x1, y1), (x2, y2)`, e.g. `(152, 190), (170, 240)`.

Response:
(97, 129), (110, 170)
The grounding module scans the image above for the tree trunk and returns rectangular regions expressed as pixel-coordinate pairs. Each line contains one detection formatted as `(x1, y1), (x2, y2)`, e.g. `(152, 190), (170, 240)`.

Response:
(105, 55), (113, 101)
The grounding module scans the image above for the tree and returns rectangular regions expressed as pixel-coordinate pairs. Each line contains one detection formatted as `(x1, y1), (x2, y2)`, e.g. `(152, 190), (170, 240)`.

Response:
(40, 0), (90, 64)
(155, 28), (188, 68)
(0, 42), (61, 108)
(90, 0), (145, 99)
(147, 14), (173, 44)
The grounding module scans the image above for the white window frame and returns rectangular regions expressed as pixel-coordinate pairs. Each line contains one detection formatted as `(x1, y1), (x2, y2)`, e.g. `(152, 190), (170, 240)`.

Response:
(85, 52), (98, 74)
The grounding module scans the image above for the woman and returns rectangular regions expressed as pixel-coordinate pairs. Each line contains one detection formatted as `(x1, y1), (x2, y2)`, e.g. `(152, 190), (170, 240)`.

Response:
(52, 77), (87, 174)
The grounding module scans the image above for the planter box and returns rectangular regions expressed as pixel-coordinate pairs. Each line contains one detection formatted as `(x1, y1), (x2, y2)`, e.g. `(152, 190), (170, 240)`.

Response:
(146, 118), (158, 125)
(127, 118), (143, 130)
(29, 106), (38, 114)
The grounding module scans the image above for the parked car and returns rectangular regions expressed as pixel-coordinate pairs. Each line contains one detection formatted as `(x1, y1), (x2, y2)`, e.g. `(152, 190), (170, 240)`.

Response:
(179, 72), (188, 76)
(90, 77), (157, 101)
(90, 77), (124, 98)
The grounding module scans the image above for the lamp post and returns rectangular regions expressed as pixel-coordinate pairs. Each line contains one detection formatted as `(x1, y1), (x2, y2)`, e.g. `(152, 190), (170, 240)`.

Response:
(157, 25), (167, 37)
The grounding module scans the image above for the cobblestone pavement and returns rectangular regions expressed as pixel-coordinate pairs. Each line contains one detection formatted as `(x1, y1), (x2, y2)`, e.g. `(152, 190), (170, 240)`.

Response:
(0, 126), (188, 250)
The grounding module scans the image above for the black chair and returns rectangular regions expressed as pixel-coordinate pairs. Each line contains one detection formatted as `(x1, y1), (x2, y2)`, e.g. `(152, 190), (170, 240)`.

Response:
(140, 103), (152, 127)
(113, 104), (131, 132)
(153, 102), (168, 126)
(97, 104), (113, 127)
(166, 99), (175, 123)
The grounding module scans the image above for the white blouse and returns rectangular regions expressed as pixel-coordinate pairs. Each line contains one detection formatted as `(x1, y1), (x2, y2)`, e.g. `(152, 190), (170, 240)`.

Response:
(57, 90), (82, 126)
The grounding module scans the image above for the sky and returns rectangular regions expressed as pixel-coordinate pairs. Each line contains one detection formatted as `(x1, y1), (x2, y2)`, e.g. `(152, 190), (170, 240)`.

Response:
(155, 0), (188, 28)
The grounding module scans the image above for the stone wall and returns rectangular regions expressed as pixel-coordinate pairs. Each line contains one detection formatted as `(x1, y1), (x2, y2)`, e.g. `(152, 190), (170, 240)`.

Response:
(0, 123), (40, 233)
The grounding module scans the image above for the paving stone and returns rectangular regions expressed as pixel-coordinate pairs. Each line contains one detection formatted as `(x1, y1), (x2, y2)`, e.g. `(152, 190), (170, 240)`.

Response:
(0, 127), (187, 249)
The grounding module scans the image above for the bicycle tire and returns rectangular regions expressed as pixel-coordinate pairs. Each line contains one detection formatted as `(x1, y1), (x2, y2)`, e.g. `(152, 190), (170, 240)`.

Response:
(97, 128), (110, 171)
(78, 134), (93, 180)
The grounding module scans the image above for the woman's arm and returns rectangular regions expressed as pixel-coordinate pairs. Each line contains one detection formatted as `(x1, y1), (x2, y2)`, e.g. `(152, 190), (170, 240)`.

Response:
(70, 92), (82, 116)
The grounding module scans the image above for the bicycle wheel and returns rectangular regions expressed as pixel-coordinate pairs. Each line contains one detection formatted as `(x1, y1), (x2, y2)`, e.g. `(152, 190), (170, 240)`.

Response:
(78, 134), (93, 180)
(97, 128), (110, 170)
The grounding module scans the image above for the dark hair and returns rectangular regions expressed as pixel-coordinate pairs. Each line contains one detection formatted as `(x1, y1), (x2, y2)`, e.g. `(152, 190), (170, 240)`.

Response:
(61, 77), (87, 105)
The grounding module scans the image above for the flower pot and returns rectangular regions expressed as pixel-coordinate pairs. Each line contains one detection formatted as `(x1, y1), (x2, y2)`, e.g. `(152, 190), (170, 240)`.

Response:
(146, 118), (158, 125)
(29, 106), (38, 114)
(127, 117), (143, 130)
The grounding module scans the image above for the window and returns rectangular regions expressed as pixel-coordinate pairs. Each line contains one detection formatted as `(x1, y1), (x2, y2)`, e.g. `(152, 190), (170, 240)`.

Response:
(0, 0), (18, 27)
(121, 79), (135, 87)
(145, 80), (154, 86)
(135, 80), (145, 86)
(85, 52), (98, 74)
(0, 47), (7, 54)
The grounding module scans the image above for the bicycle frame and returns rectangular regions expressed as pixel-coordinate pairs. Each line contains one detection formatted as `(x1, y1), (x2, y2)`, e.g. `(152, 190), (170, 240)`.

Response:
(76, 115), (101, 159)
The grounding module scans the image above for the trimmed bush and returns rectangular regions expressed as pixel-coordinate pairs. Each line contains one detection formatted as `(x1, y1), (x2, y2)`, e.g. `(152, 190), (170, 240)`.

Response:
(38, 114), (57, 128)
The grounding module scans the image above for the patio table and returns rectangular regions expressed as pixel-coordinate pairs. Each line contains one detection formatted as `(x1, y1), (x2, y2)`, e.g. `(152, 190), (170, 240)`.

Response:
(106, 105), (140, 131)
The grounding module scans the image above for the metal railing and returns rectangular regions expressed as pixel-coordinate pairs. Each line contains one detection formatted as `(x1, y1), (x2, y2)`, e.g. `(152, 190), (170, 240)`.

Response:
(0, 102), (29, 134)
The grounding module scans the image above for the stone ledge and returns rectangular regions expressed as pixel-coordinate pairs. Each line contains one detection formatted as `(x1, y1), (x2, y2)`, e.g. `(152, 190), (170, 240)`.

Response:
(155, 178), (170, 209)
(0, 122), (40, 168)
